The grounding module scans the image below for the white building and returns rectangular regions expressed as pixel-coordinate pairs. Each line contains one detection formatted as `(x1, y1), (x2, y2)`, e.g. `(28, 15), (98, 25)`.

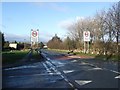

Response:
(9, 43), (18, 49)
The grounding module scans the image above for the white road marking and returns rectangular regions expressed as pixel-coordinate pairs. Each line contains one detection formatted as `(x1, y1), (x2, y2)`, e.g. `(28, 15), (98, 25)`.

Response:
(56, 64), (65, 67)
(47, 58), (50, 60)
(81, 62), (89, 65)
(8, 73), (59, 78)
(71, 60), (77, 62)
(81, 61), (120, 74)
(75, 80), (92, 86)
(41, 53), (78, 89)
(68, 82), (74, 87)
(58, 62), (65, 65)
(109, 69), (120, 74)
(88, 67), (103, 71)
(42, 63), (51, 73)
(44, 59), (75, 89)
(63, 70), (75, 74)
(64, 78), (69, 82)
(115, 75), (120, 79)
(102, 68), (120, 74)
(61, 75), (65, 79)
(4, 65), (37, 71)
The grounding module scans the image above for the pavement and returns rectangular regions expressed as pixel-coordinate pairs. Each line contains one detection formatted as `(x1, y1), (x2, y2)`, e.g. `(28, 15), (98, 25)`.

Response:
(2, 49), (120, 89)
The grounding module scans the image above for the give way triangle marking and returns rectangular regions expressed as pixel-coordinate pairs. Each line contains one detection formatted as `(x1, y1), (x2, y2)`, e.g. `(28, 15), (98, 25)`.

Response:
(75, 80), (92, 86)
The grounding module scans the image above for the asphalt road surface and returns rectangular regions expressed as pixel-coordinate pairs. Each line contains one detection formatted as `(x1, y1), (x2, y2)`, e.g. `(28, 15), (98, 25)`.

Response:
(2, 49), (120, 89)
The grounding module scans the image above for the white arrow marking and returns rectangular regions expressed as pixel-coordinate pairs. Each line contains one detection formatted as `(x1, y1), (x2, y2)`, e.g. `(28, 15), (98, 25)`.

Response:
(115, 75), (120, 79)
(63, 70), (75, 74)
(75, 80), (92, 86)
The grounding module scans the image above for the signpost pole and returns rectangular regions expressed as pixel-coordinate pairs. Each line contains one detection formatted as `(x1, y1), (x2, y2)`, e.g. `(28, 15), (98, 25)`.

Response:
(83, 31), (90, 54)
(37, 29), (39, 48)
(88, 41), (89, 53)
(31, 29), (32, 49)
(84, 41), (85, 53)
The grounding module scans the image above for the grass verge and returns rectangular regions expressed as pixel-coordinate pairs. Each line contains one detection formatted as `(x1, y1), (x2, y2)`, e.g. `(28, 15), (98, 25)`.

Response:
(2, 50), (29, 65)
(48, 49), (120, 61)
(31, 50), (43, 60)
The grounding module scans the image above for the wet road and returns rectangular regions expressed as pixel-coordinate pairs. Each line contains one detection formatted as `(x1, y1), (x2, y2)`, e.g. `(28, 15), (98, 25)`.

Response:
(2, 49), (120, 89)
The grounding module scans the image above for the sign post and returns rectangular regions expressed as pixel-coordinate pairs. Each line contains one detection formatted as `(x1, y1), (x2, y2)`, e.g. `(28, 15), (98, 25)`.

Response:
(31, 29), (39, 49)
(83, 31), (90, 53)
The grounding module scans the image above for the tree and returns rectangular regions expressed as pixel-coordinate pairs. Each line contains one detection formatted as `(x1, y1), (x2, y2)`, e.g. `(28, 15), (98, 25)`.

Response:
(47, 34), (62, 49)
(39, 42), (44, 49)
(14, 40), (17, 43)
(4, 41), (9, 48)
(108, 2), (120, 55)
(0, 32), (5, 51)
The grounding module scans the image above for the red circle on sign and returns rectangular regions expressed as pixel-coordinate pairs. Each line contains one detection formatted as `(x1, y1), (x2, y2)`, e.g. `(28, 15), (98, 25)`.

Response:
(85, 32), (88, 37)
(32, 31), (37, 37)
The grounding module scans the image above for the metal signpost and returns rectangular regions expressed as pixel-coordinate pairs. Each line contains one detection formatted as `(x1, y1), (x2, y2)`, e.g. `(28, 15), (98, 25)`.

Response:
(83, 31), (90, 53)
(30, 29), (39, 49)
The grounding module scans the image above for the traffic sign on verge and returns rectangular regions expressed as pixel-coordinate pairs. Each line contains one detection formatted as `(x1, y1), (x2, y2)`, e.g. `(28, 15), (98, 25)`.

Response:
(31, 29), (39, 43)
(83, 31), (90, 41)
(32, 31), (38, 37)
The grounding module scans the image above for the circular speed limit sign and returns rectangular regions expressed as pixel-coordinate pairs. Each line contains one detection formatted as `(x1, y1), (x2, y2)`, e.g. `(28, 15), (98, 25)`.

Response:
(32, 31), (37, 37)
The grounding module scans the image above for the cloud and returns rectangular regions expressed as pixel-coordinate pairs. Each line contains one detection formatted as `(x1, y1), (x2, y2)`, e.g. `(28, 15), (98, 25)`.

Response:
(4, 32), (52, 42)
(49, 3), (69, 12)
(33, 2), (70, 12)
(58, 18), (74, 29)
(57, 16), (84, 29)
(4, 33), (30, 42)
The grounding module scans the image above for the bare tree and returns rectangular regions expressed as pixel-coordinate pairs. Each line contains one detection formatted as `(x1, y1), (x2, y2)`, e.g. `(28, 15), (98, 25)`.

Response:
(108, 2), (120, 55)
(57, 2), (120, 59)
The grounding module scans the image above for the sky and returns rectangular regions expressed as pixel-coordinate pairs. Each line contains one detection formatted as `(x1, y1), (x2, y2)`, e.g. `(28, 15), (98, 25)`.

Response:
(1, 2), (115, 43)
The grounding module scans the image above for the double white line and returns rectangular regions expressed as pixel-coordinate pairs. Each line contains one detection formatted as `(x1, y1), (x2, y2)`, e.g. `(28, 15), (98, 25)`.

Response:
(41, 53), (77, 89)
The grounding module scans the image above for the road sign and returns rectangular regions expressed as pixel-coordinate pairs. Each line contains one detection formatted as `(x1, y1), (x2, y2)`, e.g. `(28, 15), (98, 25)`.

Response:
(32, 31), (38, 37)
(83, 31), (90, 41)
(31, 29), (39, 44)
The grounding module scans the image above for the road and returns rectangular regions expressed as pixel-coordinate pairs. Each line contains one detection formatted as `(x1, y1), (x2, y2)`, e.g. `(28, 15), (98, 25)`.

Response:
(2, 49), (120, 89)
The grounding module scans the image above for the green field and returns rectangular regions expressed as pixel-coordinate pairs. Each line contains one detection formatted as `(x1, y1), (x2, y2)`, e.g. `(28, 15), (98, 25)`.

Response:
(2, 50), (29, 65)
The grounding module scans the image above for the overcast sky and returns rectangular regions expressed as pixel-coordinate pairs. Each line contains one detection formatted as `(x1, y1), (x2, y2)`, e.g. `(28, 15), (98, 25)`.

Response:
(1, 2), (115, 42)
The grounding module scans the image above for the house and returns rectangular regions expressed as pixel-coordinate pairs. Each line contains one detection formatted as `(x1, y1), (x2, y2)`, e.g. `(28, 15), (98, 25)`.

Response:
(9, 43), (18, 49)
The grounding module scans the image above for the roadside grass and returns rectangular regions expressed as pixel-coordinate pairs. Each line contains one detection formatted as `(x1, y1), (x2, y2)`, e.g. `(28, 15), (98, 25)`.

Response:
(48, 48), (69, 53)
(75, 52), (96, 57)
(48, 48), (95, 56)
(32, 50), (43, 60)
(2, 50), (29, 65)
(95, 54), (120, 61)
(48, 49), (120, 61)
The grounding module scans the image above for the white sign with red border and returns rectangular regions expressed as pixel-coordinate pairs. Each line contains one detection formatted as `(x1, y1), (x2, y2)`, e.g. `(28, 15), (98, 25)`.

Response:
(83, 31), (90, 41)
(31, 29), (39, 43)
